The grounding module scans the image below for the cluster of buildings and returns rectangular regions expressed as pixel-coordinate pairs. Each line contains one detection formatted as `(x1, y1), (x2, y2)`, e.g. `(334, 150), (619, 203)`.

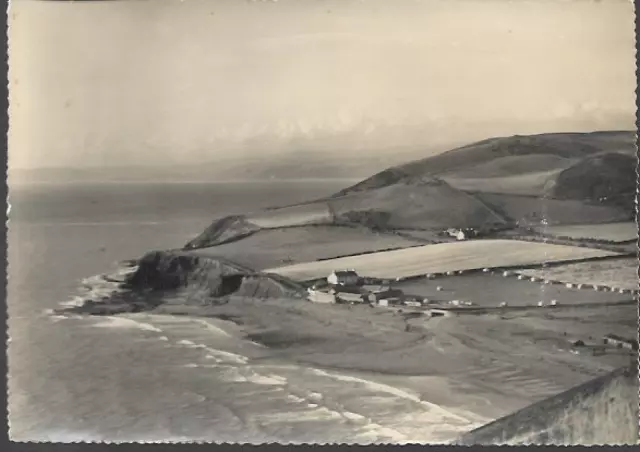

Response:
(603, 334), (638, 351)
(308, 269), (424, 308)
(441, 225), (509, 241)
(444, 228), (478, 241)
(570, 334), (638, 355)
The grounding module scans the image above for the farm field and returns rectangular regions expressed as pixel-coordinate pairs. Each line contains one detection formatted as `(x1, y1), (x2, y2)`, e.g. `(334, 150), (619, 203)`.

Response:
(474, 193), (630, 226)
(533, 222), (637, 242)
(442, 170), (561, 197)
(246, 202), (333, 228)
(394, 229), (455, 243)
(190, 225), (422, 270)
(264, 239), (620, 282)
(516, 257), (638, 291)
(327, 179), (507, 230)
(439, 154), (573, 179)
(394, 272), (626, 308)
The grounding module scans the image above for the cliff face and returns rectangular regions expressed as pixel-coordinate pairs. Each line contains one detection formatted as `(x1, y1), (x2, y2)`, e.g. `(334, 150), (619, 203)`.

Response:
(126, 250), (304, 302)
(455, 364), (638, 446)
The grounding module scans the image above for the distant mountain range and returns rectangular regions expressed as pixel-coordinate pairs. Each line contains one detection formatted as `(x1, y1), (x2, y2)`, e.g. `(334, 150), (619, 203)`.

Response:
(9, 147), (426, 185)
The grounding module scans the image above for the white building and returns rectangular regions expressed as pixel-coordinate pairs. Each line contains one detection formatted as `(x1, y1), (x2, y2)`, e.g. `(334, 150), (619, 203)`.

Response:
(336, 292), (366, 303)
(403, 300), (422, 308)
(366, 287), (404, 303)
(307, 288), (336, 304)
(327, 269), (360, 286)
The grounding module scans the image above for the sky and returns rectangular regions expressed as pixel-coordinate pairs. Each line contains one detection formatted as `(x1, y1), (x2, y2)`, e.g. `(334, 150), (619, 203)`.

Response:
(8, 0), (637, 170)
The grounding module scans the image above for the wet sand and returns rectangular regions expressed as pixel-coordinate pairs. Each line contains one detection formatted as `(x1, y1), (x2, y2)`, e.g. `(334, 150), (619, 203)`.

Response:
(130, 294), (635, 425)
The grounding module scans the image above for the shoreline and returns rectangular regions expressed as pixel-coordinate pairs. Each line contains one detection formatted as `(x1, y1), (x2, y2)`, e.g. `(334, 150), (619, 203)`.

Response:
(56, 284), (634, 416)
(115, 309), (496, 436)
(50, 243), (636, 440)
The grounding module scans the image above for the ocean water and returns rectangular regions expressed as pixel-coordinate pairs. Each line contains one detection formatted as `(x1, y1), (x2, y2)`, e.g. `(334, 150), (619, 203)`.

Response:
(7, 180), (481, 443)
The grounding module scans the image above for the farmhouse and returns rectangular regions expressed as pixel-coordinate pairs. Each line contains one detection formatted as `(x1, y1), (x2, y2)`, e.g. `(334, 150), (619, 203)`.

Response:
(456, 230), (468, 241)
(444, 227), (479, 241)
(403, 300), (422, 307)
(381, 297), (403, 306)
(366, 286), (404, 303)
(327, 269), (360, 286)
(445, 228), (458, 237)
(332, 286), (367, 303)
(603, 334), (638, 351)
(306, 288), (336, 304)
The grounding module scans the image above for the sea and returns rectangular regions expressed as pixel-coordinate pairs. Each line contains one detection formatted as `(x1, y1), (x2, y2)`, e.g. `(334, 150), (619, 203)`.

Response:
(7, 180), (481, 444)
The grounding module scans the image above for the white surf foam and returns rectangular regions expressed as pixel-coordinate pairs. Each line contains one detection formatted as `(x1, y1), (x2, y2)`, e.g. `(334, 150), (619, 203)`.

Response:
(173, 337), (250, 365)
(245, 371), (288, 386)
(219, 367), (249, 383)
(58, 266), (137, 310)
(287, 394), (307, 403)
(202, 348), (249, 365)
(310, 369), (471, 424)
(58, 296), (90, 308)
(42, 308), (86, 322)
(188, 318), (233, 338)
(91, 316), (163, 333)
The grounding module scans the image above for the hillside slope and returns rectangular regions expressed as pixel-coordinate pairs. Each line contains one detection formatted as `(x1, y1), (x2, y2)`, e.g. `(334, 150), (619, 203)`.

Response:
(455, 364), (638, 445)
(327, 176), (507, 229)
(549, 152), (636, 209)
(337, 131), (635, 195)
(184, 131), (636, 250)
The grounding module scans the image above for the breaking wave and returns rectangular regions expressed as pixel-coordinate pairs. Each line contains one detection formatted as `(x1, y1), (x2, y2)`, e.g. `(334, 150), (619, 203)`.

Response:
(43, 262), (481, 443)
(56, 262), (138, 310)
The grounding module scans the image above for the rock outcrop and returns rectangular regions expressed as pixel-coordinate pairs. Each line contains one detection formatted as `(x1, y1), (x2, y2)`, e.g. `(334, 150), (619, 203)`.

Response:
(126, 250), (305, 302)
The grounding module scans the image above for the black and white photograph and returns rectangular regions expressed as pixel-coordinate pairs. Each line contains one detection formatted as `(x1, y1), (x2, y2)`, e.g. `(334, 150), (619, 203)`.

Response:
(7, 0), (639, 445)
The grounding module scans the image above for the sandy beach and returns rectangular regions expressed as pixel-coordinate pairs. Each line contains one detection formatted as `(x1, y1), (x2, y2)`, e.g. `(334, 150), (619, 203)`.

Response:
(118, 290), (634, 436)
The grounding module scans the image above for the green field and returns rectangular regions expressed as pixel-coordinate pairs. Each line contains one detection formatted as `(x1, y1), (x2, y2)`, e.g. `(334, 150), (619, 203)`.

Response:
(534, 222), (637, 242)
(265, 239), (620, 281)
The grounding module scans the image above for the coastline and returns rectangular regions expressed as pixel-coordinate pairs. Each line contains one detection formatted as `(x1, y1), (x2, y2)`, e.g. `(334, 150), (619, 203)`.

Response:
(59, 274), (633, 427)
(112, 309), (493, 443)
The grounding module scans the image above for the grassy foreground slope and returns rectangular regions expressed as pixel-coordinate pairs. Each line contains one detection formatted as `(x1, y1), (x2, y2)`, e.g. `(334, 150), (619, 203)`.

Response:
(455, 364), (638, 446)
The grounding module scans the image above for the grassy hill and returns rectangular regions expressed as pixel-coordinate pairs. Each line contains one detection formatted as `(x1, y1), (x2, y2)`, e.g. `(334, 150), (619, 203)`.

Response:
(337, 130), (635, 195)
(184, 130), (636, 251)
(327, 176), (506, 230)
(549, 152), (636, 209)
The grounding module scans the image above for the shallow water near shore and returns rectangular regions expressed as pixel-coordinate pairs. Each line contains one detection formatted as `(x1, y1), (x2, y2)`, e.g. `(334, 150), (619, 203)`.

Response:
(8, 180), (486, 443)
